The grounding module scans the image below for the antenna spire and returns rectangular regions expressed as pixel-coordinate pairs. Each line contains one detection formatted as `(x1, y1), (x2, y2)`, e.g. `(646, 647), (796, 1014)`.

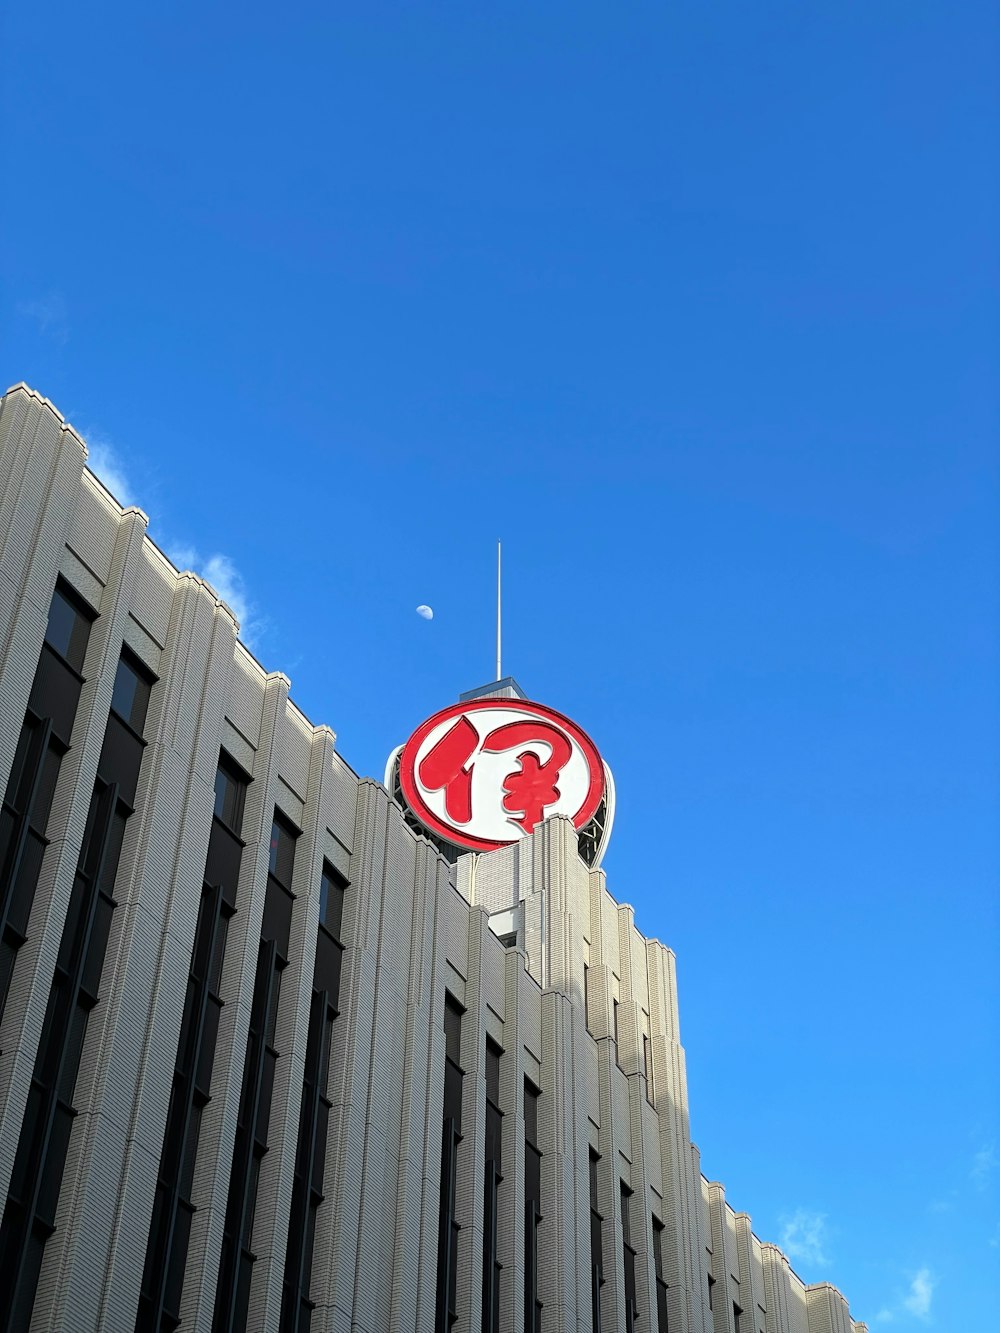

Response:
(496, 540), (502, 681)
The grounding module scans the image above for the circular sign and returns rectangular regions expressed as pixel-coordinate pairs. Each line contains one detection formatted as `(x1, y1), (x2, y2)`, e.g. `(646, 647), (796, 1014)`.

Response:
(398, 699), (606, 854)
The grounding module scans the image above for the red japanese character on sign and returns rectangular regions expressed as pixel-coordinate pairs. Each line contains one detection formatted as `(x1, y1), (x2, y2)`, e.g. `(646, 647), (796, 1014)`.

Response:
(398, 699), (607, 854)
(417, 715), (478, 824)
(481, 721), (572, 832)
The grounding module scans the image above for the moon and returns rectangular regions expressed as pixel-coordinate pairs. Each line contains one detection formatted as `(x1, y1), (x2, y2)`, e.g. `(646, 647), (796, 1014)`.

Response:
(416, 605), (434, 620)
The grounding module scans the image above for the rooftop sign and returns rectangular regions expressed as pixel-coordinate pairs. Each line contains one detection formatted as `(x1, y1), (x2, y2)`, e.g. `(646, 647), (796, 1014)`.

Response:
(392, 698), (611, 858)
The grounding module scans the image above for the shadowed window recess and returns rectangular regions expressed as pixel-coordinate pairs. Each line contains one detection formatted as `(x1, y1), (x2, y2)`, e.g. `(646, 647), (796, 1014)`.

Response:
(0, 643), (153, 1333)
(0, 581), (96, 1025)
(138, 750), (249, 1333)
(482, 1038), (503, 1333)
(213, 811), (298, 1333)
(653, 1214), (669, 1332)
(436, 994), (464, 1333)
(281, 859), (349, 1333)
(621, 1182), (638, 1333)
(590, 1149), (605, 1333)
(524, 1080), (542, 1333)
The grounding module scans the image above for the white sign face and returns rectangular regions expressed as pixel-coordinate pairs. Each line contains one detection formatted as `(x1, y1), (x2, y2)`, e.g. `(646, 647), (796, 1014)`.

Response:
(397, 699), (606, 854)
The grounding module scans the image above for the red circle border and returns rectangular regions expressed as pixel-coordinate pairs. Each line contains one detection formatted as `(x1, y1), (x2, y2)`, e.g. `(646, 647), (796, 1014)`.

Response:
(398, 698), (606, 854)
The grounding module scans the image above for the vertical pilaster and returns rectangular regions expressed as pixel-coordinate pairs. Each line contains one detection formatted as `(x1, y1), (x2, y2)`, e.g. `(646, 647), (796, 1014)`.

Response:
(537, 989), (588, 1333)
(387, 838), (447, 1333)
(181, 670), (291, 1332)
(706, 1182), (739, 1333)
(734, 1214), (767, 1333)
(648, 941), (712, 1333)
(248, 723), (337, 1331)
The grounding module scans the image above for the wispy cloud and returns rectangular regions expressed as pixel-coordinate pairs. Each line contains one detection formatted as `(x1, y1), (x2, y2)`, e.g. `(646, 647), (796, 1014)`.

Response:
(903, 1268), (935, 1320)
(971, 1142), (996, 1191)
(926, 1195), (955, 1214)
(875, 1267), (936, 1324)
(18, 292), (69, 344)
(779, 1209), (829, 1268)
(54, 422), (266, 655)
(83, 431), (136, 508)
(168, 545), (265, 649)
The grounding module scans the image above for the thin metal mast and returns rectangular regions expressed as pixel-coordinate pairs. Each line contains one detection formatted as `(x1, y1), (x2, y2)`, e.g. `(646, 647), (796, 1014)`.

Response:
(496, 540), (502, 682)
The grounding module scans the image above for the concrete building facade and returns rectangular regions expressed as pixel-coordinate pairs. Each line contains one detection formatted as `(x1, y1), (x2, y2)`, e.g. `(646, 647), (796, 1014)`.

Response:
(0, 383), (867, 1333)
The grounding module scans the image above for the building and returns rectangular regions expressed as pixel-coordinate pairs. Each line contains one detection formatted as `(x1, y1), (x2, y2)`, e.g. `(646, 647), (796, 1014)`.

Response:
(0, 383), (867, 1333)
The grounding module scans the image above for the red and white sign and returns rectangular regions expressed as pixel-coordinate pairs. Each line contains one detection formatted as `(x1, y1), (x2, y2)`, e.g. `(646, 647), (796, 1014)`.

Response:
(397, 699), (606, 854)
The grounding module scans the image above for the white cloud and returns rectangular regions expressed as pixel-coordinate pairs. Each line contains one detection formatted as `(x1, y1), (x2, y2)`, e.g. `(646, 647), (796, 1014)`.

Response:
(168, 546), (264, 649)
(779, 1209), (829, 1268)
(18, 292), (69, 344)
(903, 1268), (935, 1320)
(202, 554), (252, 633)
(875, 1267), (936, 1324)
(971, 1142), (996, 1191)
(83, 432), (136, 508)
(60, 429), (264, 654)
(168, 545), (198, 571)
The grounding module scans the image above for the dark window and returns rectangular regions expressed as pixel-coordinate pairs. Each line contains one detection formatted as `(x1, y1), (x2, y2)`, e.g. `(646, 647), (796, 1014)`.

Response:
(733, 1302), (743, 1333)
(708, 1274), (716, 1310)
(524, 1083), (539, 1145)
(138, 876), (233, 1332)
(524, 1079), (542, 1333)
(652, 1216), (665, 1280)
(0, 721), (63, 988)
(589, 1150), (604, 1333)
(583, 963), (590, 1030)
(269, 814), (297, 887)
(110, 652), (153, 733)
(314, 863), (347, 1007)
(497, 931), (517, 950)
(318, 864), (346, 939)
(44, 582), (94, 672)
(281, 988), (336, 1332)
(213, 937), (282, 1333)
(621, 1183), (637, 1333)
(213, 755), (247, 833)
(653, 1216), (669, 1332)
(482, 1039), (503, 1333)
(485, 1040), (501, 1108)
(436, 996), (464, 1333)
(0, 585), (94, 1024)
(0, 769), (129, 1331)
(263, 813), (297, 962)
(613, 998), (620, 1062)
(643, 1032), (653, 1103)
(444, 994), (463, 1069)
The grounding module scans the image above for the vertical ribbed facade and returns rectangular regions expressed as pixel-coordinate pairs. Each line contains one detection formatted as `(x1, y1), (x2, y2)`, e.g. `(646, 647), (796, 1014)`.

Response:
(0, 383), (867, 1333)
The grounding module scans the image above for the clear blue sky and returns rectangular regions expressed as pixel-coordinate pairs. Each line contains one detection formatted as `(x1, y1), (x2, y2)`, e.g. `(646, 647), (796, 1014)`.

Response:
(3, 2), (997, 1325)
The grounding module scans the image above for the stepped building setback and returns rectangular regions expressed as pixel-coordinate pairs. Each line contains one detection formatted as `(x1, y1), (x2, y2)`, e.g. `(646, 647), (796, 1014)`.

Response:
(0, 383), (867, 1333)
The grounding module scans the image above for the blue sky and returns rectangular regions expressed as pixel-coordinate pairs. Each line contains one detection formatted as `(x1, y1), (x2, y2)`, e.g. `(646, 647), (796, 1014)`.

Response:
(3, 2), (998, 1324)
